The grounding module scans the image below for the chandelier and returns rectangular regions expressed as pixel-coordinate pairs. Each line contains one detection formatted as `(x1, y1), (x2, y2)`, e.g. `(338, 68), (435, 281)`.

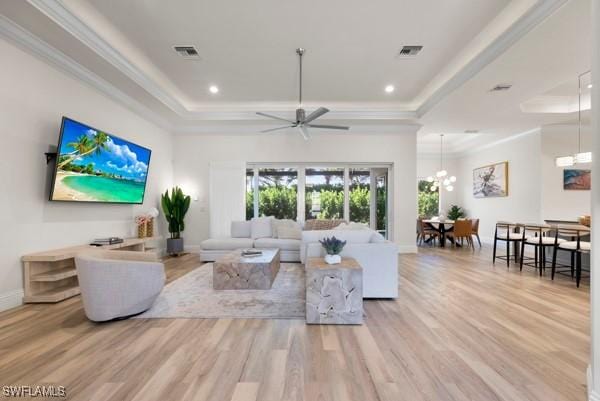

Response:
(555, 71), (592, 167)
(427, 134), (456, 192)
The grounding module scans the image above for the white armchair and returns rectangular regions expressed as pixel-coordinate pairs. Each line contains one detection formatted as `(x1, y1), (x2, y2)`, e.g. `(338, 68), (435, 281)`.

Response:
(75, 250), (165, 322)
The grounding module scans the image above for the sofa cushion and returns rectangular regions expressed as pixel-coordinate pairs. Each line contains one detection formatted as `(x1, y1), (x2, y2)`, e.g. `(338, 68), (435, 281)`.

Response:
(335, 222), (370, 230)
(272, 219), (301, 237)
(254, 238), (301, 251)
(231, 220), (252, 238)
(277, 226), (302, 240)
(370, 232), (386, 243)
(251, 216), (274, 239)
(201, 238), (254, 250)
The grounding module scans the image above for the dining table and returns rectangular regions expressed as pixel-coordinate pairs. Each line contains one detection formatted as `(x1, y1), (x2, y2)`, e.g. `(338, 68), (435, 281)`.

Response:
(422, 219), (456, 247)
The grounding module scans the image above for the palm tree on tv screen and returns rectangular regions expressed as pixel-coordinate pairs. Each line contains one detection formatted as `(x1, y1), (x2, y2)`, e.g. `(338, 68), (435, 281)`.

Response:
(58, 131), (110, 169)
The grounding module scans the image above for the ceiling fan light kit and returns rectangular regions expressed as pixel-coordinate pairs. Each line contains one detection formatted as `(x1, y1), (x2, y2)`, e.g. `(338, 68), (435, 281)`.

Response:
(256, 48), (350, 140)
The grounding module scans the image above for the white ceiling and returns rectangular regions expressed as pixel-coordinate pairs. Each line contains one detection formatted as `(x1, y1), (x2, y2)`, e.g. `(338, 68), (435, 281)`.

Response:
(0, 0), (592, 153)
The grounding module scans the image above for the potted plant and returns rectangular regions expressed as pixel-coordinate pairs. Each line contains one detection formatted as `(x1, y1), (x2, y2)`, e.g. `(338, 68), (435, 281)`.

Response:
(161, 187), (191, 256)
(447, 205), (466, 221)
(319, 236), (347, 265)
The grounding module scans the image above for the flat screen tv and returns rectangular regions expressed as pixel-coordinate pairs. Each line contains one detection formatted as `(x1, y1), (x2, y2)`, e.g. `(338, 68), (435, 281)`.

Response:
(49, 117), (152, 204)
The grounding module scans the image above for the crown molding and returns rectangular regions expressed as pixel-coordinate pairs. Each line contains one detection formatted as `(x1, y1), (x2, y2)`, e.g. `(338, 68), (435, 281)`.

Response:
(416, 0), (569, 117)
(0, 15), (172, 131)
(451, 127), (541, 158)
(173, 122), (422, 135)
(27, 0), (188, 115)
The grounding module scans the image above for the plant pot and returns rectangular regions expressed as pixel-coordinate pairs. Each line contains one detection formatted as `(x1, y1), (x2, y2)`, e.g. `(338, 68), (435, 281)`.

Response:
(324, 254), (341, 265)
(167, 238), (184, 256)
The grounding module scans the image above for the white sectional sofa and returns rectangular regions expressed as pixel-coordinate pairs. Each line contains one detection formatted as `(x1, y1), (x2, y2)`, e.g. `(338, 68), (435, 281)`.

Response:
(199, 218), (399, 298)
(301, 229), (399, 298)
(200, 217), (302, 262)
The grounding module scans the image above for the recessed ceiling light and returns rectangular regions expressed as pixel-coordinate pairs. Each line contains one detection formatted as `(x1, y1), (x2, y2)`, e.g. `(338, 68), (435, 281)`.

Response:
(588, 84), (593, 89)
(385, 85), (395, 93)
(209, 85), (219, 94)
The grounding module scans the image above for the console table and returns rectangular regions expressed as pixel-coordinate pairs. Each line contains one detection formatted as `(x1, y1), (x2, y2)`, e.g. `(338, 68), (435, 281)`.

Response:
(21, 237), (161, 303)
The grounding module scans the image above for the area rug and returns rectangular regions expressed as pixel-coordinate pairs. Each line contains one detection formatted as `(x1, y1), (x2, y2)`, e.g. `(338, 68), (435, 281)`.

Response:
(135, 263), (305, 319)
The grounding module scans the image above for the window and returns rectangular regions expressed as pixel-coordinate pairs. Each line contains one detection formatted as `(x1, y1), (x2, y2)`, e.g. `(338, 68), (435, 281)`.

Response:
(256, 168), (298, 220)
(246, 164), (391, 238)
(305, 168), (344, 220)
(418, 179), (439, 218)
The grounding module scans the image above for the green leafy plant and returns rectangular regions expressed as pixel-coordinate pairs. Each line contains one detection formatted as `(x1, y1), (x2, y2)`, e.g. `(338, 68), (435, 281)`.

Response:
(161, 187), (191, 239)
(447, 205), (466, 221)
(319, 236), (347, 255)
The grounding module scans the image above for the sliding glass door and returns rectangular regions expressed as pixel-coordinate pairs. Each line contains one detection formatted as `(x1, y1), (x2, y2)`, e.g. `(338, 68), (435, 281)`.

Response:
(246, 164), (391, 238)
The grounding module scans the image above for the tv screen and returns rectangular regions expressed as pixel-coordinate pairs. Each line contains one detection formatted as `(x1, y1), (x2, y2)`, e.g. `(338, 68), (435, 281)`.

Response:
(49, 117), (152, 204)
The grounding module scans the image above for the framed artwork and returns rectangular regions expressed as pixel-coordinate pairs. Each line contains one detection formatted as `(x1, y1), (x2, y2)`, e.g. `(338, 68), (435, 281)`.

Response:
(563, 169), (591, 190)
(473, 161), (508, 198)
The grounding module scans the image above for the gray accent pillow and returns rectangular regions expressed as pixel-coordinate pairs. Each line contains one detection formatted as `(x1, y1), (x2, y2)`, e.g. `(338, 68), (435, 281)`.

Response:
(231, 221), (252, 238)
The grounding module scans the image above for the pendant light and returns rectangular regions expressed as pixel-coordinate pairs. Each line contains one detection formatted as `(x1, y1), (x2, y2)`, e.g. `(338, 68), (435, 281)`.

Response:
(426, 134), (457, 192)
(555, 71), (592, 167)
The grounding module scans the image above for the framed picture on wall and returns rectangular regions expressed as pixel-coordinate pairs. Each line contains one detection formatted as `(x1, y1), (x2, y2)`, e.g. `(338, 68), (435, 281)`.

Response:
(473, 161), (508, 198)
(563, 169), (591, 190)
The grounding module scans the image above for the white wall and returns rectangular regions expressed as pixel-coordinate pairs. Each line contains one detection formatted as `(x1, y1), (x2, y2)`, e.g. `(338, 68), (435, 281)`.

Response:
(0, 38), (173, 310)
(173, 131), (418, 253)
(454, 131), (543, 241)
(417, 155), (459, 213)
(541, 124), (592, 220)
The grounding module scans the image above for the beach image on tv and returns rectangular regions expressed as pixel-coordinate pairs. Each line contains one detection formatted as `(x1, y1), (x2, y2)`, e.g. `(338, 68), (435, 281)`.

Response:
(51, 118), (151, 203)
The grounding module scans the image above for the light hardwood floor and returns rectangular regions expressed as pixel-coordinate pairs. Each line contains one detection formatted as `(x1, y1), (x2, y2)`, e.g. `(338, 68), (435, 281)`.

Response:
(0, 245), (589, 401)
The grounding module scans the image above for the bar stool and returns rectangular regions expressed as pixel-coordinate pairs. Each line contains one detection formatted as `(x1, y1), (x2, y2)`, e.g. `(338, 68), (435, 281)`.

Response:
(551, 227), (591, 287)
(492, 222), (524, 268)
(519, 224), (564, 276)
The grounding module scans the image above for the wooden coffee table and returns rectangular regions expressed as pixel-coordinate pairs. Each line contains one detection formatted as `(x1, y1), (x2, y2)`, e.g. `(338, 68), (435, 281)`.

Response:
(305, 257), (363, 324)
(213, 249), (280, 290)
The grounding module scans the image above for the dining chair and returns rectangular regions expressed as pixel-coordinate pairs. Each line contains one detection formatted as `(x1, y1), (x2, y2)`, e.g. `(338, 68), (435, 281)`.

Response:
(471, 219), (481, 247)
(416, 218), (439, 246)
(551, 227), (590, 287)
(447, 219), (474, 250)
(492, 221), (524, 267)
(519, 224), (563, 276)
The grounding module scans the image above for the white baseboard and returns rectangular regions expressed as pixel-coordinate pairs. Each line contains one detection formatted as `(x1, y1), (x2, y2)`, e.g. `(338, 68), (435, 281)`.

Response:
(0, 289), (24, 312)
(398, 245), (418, 254)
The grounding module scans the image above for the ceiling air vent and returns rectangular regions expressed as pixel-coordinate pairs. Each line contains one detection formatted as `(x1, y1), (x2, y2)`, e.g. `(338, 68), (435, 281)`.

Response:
(464, 130), (479, 134)
(173, 45), (200, 59)
(490, 83), (512, 92)
(398, 45), (423, 58)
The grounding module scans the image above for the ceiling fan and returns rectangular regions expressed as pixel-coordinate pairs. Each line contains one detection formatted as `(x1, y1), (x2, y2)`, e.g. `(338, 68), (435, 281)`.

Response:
(256, 48), (350, 140)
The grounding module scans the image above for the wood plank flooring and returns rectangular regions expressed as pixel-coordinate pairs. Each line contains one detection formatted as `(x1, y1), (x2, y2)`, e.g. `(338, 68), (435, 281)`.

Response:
(0, 244), (589, 401)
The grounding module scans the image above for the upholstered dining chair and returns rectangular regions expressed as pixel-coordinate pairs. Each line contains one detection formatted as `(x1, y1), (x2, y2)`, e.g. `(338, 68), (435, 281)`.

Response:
(471, 219), (481, 247)
(519, 224), (564, 276)
(447, 219), (474, 250)
(492, 221), (524, 267)
(551, 226), (591, 287)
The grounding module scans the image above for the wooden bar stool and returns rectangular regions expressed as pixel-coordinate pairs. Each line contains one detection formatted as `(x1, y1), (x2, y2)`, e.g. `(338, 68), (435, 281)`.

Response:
(519, 224), (563, 276)
(492, 222), (524, 268)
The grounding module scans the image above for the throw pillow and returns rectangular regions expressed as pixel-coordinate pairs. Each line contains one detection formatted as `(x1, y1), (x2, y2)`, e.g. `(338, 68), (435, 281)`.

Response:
(251, 216), (274, 239)
(335, 222), (370, 230)
(277, 226), (302, 240)
(370, 232), (386, 243)
(271, 219), (299, 237)
(231, 221), (251, 238)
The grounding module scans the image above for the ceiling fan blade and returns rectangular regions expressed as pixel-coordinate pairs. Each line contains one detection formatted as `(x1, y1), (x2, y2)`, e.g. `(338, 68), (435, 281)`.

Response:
(299, 126), (310, 141)
(260, 125), (295, 133)
(306, 124), (350, 130)
(303, 107), (330, 124)
(256, 112), (295, 124)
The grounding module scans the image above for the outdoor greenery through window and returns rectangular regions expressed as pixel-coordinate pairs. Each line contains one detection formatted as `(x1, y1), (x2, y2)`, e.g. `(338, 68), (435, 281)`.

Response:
(418, 179), (439, 218)
(305, 168), (344, 220)
(246, 164), (390, 238)
(246, 168), (297, 220)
